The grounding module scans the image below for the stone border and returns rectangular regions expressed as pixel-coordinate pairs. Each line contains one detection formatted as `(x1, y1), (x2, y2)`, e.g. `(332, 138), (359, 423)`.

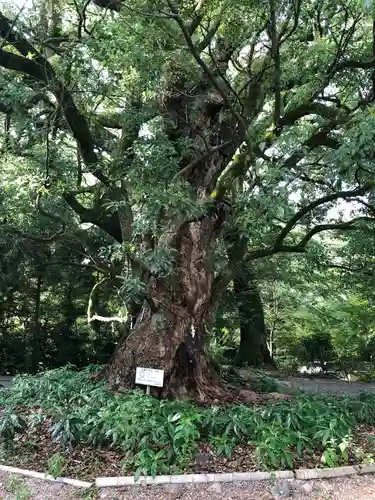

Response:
(0, 465), (92, 488)
(0, 463), (375, 489)
(95, 470), (294, 487)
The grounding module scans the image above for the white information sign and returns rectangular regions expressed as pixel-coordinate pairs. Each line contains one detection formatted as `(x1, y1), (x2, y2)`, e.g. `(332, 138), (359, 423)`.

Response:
(135, 367), (164, 388)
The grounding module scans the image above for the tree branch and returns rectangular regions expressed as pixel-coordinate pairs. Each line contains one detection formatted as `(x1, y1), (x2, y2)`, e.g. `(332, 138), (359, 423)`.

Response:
(172, 140), (232, 181)
(4, 225), (66, 243)
(87, 277), (127, 324)
(95, 113), (123, 128)
(269, 0), (281, 131)
(0, 13), (107, 184)
(165, 0), (246, 135)
(245, 218), (374, 262)
(196, 16), (222, 52)
(274, 183), (374, 248)
(337, 58), (375, 70)
(318, 262), (375, 278)
(35, 191), (65, 226)
(62, 192), (122, 242)
(279, 128), (341, 170)
(296, 219), (370, 248)
(280, 0), (301, 43)
(280, 102), (344, 127)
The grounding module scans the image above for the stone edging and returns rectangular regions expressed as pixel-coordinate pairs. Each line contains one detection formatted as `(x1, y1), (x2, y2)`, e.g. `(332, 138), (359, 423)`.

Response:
(0, 464), (92, 488)
(0, 463), (375, 489)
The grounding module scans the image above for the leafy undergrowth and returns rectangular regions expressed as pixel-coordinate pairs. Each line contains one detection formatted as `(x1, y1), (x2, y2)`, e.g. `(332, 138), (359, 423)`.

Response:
(222, 367), (285, 393)
(1, 365), (375, 481)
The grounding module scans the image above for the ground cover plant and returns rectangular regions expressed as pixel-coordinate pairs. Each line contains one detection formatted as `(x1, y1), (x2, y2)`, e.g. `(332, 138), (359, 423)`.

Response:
(1, 366), (375, 480)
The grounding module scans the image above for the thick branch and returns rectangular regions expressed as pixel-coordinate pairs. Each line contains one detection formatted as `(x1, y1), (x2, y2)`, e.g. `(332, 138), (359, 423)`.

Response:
(0, 14), (106, 183)
(246, 218), (374, 262)
(62, 192), (122, 242)
(274, 183), (374, 248)
(337, 58), (375, 70)
(280, 102), (343, 127)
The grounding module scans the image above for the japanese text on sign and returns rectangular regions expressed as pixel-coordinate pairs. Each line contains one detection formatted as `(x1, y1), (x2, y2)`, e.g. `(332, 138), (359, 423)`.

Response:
(135, 367), (164, 387)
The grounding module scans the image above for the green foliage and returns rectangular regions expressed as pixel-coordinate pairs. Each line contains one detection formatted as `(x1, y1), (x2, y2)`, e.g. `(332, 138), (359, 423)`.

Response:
(3, 367), (375, 475)
(2, 0), (375, 384)
(275, 291), (375, 373)
(0, 410), (27, 449)
(248, 375), (282, 394)
(6, 475), (31, 500)
(47, 452), (66, 478)
(50, 415), (83, 451)
(0, 240), (121, 375)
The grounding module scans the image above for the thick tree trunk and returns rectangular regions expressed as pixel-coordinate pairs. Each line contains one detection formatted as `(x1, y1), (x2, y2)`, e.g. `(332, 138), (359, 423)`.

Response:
(103, 303), (220, 399)
(226, 231), (274, 368)
(101, 216), (224, 400)
(233, 265), (275, 368)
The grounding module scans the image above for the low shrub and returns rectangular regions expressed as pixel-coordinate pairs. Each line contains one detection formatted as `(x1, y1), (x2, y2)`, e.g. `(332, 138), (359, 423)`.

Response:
(247, 374), (282, 393)
(1, 366), (375, 477)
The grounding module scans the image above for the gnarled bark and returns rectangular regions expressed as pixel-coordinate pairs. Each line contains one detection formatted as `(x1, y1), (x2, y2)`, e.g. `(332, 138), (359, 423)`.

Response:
(103, 303), (220, 399)
(101, 214), (224, 400)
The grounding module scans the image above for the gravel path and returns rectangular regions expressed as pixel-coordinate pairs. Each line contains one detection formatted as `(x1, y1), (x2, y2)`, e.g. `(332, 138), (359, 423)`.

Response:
(279, 376), (375, 395)
(96, 476), (375, 499)
(1, 473), (375, 499)
(235, 369), (375, 395)
(0, 377), (13, 389)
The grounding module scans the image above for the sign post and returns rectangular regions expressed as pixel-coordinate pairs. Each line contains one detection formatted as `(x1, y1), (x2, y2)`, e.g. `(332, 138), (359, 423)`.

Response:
(135, 367), (164, 395)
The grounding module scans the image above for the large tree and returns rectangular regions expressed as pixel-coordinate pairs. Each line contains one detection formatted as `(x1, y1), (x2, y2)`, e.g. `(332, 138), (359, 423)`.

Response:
(2, 0), (375, 398)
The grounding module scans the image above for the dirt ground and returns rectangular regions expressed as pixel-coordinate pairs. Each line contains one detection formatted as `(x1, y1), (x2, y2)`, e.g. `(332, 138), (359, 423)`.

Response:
(1, 473), (375, 499)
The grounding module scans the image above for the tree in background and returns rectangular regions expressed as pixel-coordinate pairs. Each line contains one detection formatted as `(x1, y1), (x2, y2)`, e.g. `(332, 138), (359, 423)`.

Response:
(0, 227), (121, 374)
(254, 226), (375, 375)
